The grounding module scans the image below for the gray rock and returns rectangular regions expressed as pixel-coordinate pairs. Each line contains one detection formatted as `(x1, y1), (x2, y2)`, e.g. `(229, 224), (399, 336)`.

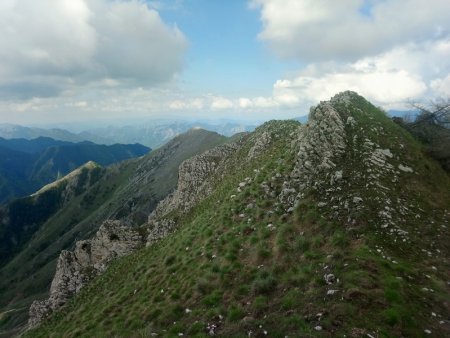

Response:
(353, 197), (363, 203)
(324, 273), (336, 285)
(28, 220), (144, 329)
(149, 141), (241, 221)
(248, 131), (271, 159)
(398, 164), (413, 173)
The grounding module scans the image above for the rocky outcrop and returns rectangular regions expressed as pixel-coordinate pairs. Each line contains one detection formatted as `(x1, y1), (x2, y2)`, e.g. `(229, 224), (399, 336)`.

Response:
(145, 141), (243, 244)
(145, 123), (289, 244)
(28, 220), (144, 328)
(279, 91), (419, 239)
(278, 95), (347, 211)
(104, 128), (227, 225)
(247, 130), (272, 160)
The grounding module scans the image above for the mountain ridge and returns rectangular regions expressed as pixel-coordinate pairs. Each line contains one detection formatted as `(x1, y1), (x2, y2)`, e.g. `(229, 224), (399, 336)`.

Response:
(0, 128), (227, 337)
(23, 92), (450, 337)
(0, 139), (150, 204)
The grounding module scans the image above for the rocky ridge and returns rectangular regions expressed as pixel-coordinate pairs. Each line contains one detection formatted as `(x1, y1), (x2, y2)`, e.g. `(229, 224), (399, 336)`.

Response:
(31, 161), (104, 206)
(27, 131), (233, 329)
(1, 128), (227, 337)
(147, 140), (246, 232)
(28, 220), (144, 328)
(25, 92), (450, 337)
(27, 131), (256, 329)
(275, 92), (433, 240)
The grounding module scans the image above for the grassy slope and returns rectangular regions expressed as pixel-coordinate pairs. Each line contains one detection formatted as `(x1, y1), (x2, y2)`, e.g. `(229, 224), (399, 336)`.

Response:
(0, 130), (226, 337)
(27, 102), (450, 337)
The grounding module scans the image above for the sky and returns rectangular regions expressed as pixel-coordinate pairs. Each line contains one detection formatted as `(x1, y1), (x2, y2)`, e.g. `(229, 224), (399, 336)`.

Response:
(0, 0), (449, 125)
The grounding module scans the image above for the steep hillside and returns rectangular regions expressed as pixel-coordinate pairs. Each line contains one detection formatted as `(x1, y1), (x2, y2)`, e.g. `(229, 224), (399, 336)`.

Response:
(0, 139), (150, 204)
(25, 92), (450, 338)
(0, 129), (226, 337)
(0, 147), (32, 202)
(28, 142), (149, 187)
(0, 161), (104, 267)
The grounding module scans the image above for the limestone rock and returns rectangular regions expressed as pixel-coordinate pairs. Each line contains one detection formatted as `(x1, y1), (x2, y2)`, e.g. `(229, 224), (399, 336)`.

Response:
(28, 220), (144, 329)
(398, 164), (414, 173)
(149, 141), (241, 221)
(248, 131), (271, 159)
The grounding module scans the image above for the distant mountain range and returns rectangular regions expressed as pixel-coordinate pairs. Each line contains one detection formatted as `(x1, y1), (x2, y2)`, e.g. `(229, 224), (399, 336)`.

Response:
(0, 120), (256, 148)
(1, 112), (411, 151)
(0, 137), (150, 204)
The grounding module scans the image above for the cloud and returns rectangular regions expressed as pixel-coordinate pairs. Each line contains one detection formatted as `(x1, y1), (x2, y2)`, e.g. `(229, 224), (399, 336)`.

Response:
(236, 42), (450, 111)
(169, 98), (204, 110)
(238, 98), (253, 109)
(431, 74), (450, 97)
(210, 96), (234, 110)
(0, 0), (188, 99)
(251, 0), (450, 62)
(250, 1), (450, 108)
(273, 68), (427, 108)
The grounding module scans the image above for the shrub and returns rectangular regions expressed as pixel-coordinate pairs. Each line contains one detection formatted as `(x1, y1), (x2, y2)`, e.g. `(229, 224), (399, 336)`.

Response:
(384, 307), (400, 326)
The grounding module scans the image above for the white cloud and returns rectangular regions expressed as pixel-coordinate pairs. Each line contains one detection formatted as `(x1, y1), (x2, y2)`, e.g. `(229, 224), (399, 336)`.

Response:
(238, 98), (253, 109)
(237, 42), (445, 111)
(250, 1), (450, 109)
(190, 98), (204, 110)
(431, 74), (450, 97)
(274, 68), (427, 108)
(169, 98), (204, 110)
(210, 96), (234, 110)
(251, 0), (450, 62)
(0, 0), (188, 99)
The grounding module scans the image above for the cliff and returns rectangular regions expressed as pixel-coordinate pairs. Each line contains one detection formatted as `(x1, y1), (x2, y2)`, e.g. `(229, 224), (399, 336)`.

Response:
(28, 220), (144, 328)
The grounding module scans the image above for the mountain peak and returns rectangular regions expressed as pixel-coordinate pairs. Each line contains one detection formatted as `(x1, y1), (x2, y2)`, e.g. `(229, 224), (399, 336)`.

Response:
(308, 91), (374, 123)
(330, 90), (361, 103)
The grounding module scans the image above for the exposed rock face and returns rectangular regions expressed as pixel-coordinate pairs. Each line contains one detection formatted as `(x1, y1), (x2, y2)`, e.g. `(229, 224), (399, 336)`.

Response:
(149, 141), (242, 221)
(144, 123), (283, 245)
(292, 100), (347, 189)
(247, 130), (271, 160)
(279, 91), (419, 239)
(278, 97), (347, 210)
(146, 140), (244, 244)
(28, 220), (144, 328)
